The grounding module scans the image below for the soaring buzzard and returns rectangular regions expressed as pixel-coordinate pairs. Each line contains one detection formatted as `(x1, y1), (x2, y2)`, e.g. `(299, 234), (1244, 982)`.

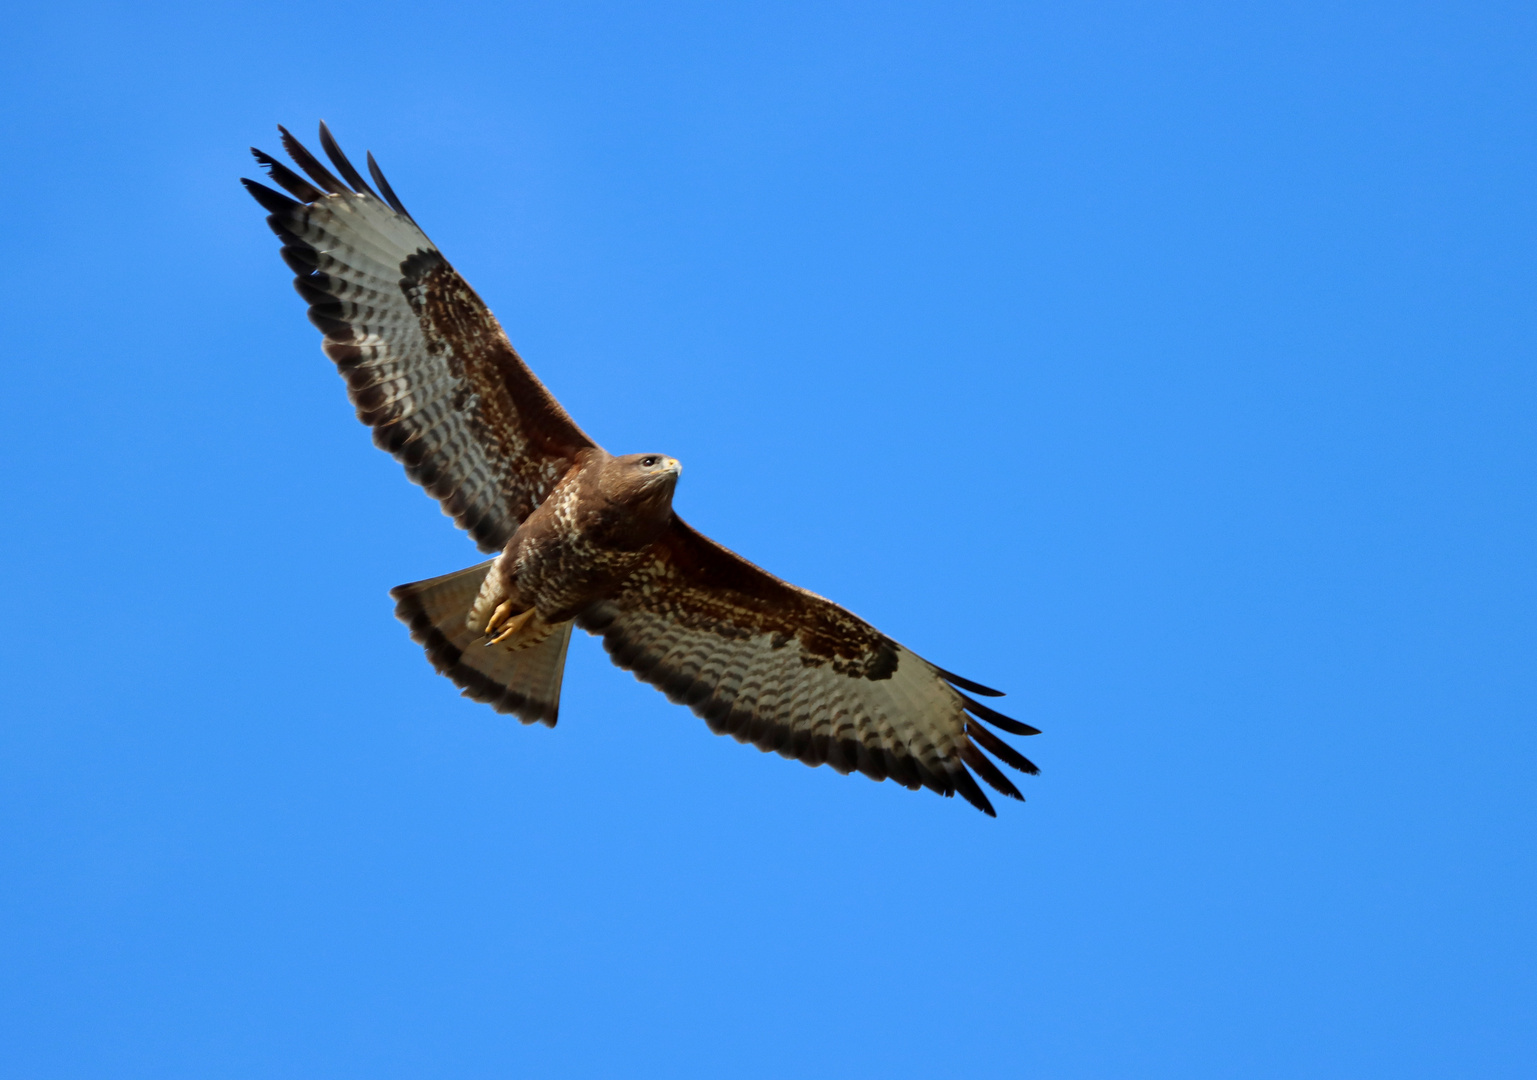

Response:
(244, 123), (1038, 815)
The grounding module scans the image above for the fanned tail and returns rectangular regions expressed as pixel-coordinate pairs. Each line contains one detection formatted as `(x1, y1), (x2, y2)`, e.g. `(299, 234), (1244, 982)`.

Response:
(390, 561), (573, 726)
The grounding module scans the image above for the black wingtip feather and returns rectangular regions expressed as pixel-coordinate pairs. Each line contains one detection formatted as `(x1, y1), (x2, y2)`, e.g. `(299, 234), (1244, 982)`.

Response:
(968, 721), (1040, 776)
(279, 244), (319, 274)
(307, 309), (355, 339)
(277, 124), (350, 195)
(317, 121), (380, 199)
(951, 767), (998, 816)
(293, 277), (334, 306)
(242, 177), (299, 215)
(961, 744), (1025, 801)
(367, 150), (416, 222)
(251, 148), (323, 202)
(959, 693), (1041, 736)
(934, 666), (1006, 697)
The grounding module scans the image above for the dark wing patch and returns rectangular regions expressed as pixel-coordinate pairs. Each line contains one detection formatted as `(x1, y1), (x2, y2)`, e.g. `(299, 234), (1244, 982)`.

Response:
(578, 518), (1038, 815)
(244, 124), (597, 552)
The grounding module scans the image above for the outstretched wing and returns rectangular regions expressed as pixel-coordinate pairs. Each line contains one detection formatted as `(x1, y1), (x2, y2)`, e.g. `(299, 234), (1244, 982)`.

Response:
(243, 123), (596, 553)
(578, 519), (1040, 815)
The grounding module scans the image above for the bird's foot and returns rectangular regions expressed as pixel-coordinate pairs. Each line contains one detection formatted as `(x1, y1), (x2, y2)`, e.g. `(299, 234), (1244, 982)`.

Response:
(484, 598), (518, 635)
(485, 605), (536, 646)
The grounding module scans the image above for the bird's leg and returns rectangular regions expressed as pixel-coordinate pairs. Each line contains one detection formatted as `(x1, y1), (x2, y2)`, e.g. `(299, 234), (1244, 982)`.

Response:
(485, 606), (537, 646)
(483, 598), (520, 636)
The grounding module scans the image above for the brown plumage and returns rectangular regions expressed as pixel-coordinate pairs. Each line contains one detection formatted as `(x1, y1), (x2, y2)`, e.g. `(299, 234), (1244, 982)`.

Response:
(244, 123), (1039, 815)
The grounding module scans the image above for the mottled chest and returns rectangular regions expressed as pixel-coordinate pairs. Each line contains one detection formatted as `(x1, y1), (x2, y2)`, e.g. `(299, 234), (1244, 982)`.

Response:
(504, 468), (654, 619)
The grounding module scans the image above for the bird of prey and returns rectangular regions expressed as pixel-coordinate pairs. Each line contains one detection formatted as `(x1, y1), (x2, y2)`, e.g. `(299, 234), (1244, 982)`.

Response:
(243, 123), (1039, 815)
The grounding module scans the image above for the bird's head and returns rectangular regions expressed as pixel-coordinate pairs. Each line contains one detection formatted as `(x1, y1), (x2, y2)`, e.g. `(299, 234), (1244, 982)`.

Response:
(603, 452), (682, 513)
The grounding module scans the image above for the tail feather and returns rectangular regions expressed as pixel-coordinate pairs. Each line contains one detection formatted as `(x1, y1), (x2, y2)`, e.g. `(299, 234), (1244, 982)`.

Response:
(390, 561), (573, 726)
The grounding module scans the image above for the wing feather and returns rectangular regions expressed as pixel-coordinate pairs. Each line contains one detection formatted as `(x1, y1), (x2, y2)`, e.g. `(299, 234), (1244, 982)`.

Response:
(278, 124), (350, 195)
(246, 124), (597, 552)
(366, 150), (417, 222)
(958, 693), (1042, 737)
(578, 518), (1038, 813)
(250, 150), (323, 202)
(967, 720), (1040, 776)
(317, 120), (380, 199)
(241, 178), (299, 215)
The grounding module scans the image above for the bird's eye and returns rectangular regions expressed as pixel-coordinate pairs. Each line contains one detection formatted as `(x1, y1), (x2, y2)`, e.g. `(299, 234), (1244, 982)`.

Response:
(641, 456), (659, 467)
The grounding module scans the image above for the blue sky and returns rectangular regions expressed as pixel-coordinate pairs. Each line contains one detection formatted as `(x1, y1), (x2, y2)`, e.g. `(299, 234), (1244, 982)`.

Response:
(2, 1), (1533, 1076)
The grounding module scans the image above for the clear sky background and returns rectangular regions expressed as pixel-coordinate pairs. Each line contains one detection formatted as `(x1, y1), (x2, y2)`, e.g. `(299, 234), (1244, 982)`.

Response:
(2, 1), (1533, 1077)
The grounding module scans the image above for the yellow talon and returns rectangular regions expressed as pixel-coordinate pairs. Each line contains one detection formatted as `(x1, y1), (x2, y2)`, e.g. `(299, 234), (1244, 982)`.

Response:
(485, 606), (536, 646)
(484, 598), (518, 635)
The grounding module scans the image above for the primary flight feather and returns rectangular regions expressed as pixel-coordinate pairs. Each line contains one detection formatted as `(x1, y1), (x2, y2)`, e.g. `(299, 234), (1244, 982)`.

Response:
(244, 123), (1038, 815)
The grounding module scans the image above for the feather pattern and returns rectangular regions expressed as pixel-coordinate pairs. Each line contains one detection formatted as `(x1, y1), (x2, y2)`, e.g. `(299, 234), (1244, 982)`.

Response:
(246, 123), (1038, 814)
(244, 125), (595, 552)
(576, 519), (1037, 814)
